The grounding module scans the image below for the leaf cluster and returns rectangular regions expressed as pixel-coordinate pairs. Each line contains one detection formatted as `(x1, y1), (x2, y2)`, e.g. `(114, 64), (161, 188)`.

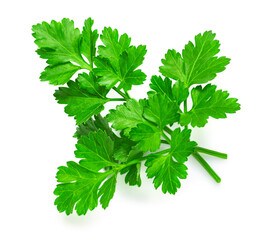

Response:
(33, 18), (240, 215)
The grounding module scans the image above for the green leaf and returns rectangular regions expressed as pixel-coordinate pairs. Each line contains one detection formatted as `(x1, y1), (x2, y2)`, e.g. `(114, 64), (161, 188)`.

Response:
(149, 75), (188, 105)
(172, 80), (189, 105)
(40, 62), (81, 85)
(76, 72), (107, 97)
(143, 93), (179, 129)
(130, 123), (161, 152)
(117, 45), (147, 91)
(98, 174), (117, 209)
(120, 146), (143, 186)
(75, 130), (115, 172)
(145, 127), (196, 194)
(93, 114), (118, 140)
(54, 161), (106, 215)
(74, 114), (118, 141)
(98, 27), (131, 68)
(94, 28), (146, 91)
(73, 117), (98, 139)
(81, 17), (99, 66)
(32, 18), (90, 69)
(145, 154), (187, 194)
(122, 163), (142, 187)
(170, 128), (197, 163)
(54, 81), (109, 125)
(182, 31), (230, 86)
(93, 56), (120, 88)
(107, 99), (145, 136)
(180, 84), (240, 127)
(113, 136), (136, 162)
(149, 75), (173, 101)
(159, 49), (185, 81)
(74, 114), (137, 163)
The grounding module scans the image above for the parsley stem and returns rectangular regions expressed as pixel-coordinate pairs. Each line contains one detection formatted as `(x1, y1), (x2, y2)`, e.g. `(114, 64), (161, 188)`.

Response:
(124, 90), (131, 99)
(195, 147), (227, 159)
(120, 148), (171, 169)
(192, 152), (221, 183)
(77, 58), (92, 71)
(161, 139), (170, 145)
(108, 98), (126, 102)
(112, 87), (128, 99)
(164, 126), (173, 135)
(162, 131), (171, 144)
(183, 100), (188, 130)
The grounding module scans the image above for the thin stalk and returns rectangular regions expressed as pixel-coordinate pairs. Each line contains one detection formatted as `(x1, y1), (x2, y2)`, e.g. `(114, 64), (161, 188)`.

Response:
(124, 90), (131, 99)
(161, 139), (170, 145)
(195, 147), (227, 159)
(183, 99), (188, 129)
(161, 131), (171, 144)
(108, 98), (126, 102)
(77, 58), (92, 71)
(112, 87), (128, 99)
(192, 152), (221, 183)
(164, 126), (173, 135)
(123, 148), (171, 168)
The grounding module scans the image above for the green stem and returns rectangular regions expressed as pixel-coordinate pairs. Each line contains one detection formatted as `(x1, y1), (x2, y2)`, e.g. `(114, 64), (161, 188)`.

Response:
(112, 87), (128, 99)
(108, 98), (126, 102)
(195, 147), (227, 159)
(192, 152), (221, 183)
(161, 139), (170, 145)
(123, 148), (171, 168)
(124, 90), (131, 99)
(77, 58), (92, 71)
(164, 126), (173, 135)
(183, 99), (188, 129)
(161, 131), (171, 144)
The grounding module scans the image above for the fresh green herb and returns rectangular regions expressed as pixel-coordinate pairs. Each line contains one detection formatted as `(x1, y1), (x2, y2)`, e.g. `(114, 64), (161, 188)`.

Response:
(32, 18), (240, 215)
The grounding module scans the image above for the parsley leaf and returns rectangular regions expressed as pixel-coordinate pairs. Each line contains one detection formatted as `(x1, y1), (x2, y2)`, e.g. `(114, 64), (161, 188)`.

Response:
(106, 99), (146, 136)
(145, 128), (196, 194)
(180, 84), (240, 127)
(40, 62), (81, 85)
(74, 114), (117, 139)
(143, 93), (179, 129)
(75, 130), (115, 172)
(54, 81), (109, 125)
(81, 18), (99, 66)
(145, 154), (187, 194)
(130, 123), (161, 152)
(54, 161), (116, 215)
(170, 128), (197, 163)
(119, 145), (143, 187)
(32, 18), (90, 70)
(160, 31), (230, 87)
(159, 49), (185, 82)
(94, 27), (147, 90)
(117, 45), (147, 91)
(149, 75), (189, 105)
(76, 72), (107, 97)
(98, 174), (117, 209)
(98, 27), (131, 67)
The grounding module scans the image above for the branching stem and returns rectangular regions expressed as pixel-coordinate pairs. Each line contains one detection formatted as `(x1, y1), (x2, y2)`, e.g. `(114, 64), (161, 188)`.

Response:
(112, 87), (128, 99)
(195, 147), (227, 159)
(161, 131), (171, 144)
(183, 99), (188, 130)
(108, 98), (126, 102)
(192, 152), (221, 183)
(164, 126), (173, 135)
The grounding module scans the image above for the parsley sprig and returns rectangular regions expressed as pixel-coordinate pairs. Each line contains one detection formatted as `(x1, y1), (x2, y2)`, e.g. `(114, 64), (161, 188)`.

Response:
(32, 18), (240, 215)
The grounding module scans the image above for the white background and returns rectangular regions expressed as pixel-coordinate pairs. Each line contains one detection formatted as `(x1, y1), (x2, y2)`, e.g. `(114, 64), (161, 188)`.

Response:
(1, 0), (259, 239)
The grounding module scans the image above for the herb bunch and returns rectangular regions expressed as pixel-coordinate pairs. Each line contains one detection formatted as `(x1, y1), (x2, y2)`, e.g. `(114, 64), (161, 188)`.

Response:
(32, 18), (240, 215)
